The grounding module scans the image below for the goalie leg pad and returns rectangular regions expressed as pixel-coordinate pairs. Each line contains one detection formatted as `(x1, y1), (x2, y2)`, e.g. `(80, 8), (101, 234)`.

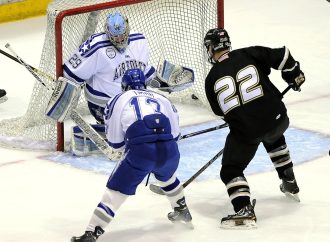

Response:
(46, 77), (81, 122)
(71, 124), (106, 156)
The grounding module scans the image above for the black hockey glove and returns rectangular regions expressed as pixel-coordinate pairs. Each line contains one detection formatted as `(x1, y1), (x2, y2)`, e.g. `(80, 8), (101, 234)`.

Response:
(281, 62), (305, 91)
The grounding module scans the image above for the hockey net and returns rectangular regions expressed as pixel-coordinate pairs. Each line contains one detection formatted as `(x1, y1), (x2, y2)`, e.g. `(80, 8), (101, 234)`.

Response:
(0, 0), (223, 151)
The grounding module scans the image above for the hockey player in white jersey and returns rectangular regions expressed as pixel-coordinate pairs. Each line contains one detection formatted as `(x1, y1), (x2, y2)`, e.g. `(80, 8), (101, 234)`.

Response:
(63, 12), (155, 123)
(71, 69), (193, 242)
(62, 12), (156, 155)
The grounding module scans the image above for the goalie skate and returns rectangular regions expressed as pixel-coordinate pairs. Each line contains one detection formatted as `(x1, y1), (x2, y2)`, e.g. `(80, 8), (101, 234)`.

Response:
(220, 199), (257, 230)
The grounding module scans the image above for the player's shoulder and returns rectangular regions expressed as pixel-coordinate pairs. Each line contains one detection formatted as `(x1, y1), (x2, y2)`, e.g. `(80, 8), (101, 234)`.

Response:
(128, 32), (147, 43)
(129, 32), (146, 39)
(124, 89), (169, 101)
(79, 32), (111, 57)
(229, 46), (253, 56)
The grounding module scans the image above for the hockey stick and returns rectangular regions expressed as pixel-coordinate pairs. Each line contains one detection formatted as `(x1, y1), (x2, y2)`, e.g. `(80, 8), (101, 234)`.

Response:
(1, 47), (55, 83)
(281, 85), (292, 97)
(149, 148), (224, 195)
(5, 44), (121, 161)
(179, 122), (228, 141)
(69, 109), (121, 160)
(4, 44), (54, 91)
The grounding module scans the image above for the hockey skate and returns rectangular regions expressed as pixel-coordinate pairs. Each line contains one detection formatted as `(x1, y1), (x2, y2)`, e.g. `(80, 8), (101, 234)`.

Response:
(280, 168), (300, 202)
(71, 226), (104, 242)
(220, 199), (257, 229)
(0, 89), (7, 104)
(168, 206), (193, 229)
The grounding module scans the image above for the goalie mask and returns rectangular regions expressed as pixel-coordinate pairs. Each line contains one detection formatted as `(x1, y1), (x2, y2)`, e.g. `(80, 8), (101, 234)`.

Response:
(105, 12), (130, 52)
(122, 69), (146, 91)
(204, 28), (231, 64)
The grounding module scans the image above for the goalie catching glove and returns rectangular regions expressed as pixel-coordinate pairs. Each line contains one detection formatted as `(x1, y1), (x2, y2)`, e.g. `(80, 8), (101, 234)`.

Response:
(45, 77), (82, 122)
(148, 59), (195, 93)
(281, 61), (305, 91)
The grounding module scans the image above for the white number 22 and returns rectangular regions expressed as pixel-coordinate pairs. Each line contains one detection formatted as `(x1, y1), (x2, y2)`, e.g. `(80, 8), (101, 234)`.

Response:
(215, 65), (263, 114)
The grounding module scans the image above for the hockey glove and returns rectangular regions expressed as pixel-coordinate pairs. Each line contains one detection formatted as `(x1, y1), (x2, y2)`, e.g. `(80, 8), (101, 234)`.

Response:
(281, 62), (305, 91)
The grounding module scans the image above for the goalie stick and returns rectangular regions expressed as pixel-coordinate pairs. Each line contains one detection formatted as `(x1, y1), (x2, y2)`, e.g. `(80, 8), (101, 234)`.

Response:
(1, 48), (55, 83)
(4, 44), (54, 91)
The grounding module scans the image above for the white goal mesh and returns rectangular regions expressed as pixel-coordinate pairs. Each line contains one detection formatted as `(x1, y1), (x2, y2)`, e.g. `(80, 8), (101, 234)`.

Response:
(0, 0), (223, 151)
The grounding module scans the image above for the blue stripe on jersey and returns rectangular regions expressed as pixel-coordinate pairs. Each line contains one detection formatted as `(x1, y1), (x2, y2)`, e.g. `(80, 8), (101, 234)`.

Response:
(79, 32), (105, 49)
(97, 202), (115, 217)
(81, 33), (144, 57)
(84, 42), (113, 58)
(127, 33), (145, 45)
(129, 36), (145, 42)
(85, 84), (111, 98)
(63, 64), (85, 83)
(162, 178), (180, 192)
(145, 66), (156, 79)
(107, 140), (125, 149)
(104, 92), (125, 120)
(129, 33), (143, 37)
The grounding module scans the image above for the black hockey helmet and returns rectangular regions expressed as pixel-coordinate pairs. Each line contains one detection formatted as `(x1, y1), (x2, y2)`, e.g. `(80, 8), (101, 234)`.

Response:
(204, 28), (231, 64)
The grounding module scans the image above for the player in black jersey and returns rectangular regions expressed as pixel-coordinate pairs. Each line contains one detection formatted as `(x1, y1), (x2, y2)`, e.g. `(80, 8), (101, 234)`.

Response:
(204, 28), (305, 229)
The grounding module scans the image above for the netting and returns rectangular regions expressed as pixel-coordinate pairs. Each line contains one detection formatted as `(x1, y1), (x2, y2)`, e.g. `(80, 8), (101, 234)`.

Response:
(0, 0), (220, 150)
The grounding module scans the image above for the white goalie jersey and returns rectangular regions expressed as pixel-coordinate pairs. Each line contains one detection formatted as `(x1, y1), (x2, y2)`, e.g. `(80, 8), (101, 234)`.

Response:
(104, 89), (180, 150)
(63, 32), (156, 108)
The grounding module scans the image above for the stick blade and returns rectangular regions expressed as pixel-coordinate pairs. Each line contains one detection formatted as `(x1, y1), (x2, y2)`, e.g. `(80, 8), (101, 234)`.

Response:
(149, 184), (165, 195)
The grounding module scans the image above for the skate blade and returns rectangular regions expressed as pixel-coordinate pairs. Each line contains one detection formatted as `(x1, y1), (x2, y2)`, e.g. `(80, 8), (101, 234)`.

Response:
(220, 219), (257, 230)
(170, 220), (194, 230)
(284, 192), (300, 202)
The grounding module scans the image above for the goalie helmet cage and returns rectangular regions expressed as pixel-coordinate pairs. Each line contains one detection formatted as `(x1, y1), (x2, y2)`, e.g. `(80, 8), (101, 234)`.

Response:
(0, 0), (224, 151)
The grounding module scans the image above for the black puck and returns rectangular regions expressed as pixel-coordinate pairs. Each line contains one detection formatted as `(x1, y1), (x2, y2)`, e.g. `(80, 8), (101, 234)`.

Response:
(191, 94), (199, 100)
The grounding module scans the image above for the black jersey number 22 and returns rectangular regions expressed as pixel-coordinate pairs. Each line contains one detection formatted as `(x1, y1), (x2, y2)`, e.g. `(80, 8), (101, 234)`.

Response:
(215, 65), (264, 114)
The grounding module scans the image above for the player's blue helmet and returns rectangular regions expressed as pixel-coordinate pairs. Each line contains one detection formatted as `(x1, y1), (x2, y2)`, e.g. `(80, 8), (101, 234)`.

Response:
(105, 12), (130, 52)
(122, 69), (146, 91)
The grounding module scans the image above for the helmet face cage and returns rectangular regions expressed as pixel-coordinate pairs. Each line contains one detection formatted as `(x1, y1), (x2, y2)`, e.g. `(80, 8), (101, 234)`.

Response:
(204, 28), (231, 64)
(105, 12), (130, 52)
(122, 69), (146, 91)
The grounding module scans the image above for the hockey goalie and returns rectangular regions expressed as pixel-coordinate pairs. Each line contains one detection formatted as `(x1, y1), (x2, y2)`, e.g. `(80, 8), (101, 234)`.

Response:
(45, 60), (194, 157)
